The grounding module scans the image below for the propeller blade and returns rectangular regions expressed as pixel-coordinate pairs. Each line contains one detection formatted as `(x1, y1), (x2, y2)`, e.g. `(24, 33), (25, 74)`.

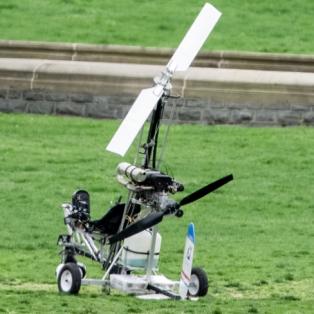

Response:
(167, 3), (221, 72)
(179, 174), (233, 207)
(106, 86), (163, 156)
(109, 211), (164, 244)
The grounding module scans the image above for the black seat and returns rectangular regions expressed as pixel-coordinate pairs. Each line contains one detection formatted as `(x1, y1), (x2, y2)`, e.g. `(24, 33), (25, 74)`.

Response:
(90, 203), (140, 235)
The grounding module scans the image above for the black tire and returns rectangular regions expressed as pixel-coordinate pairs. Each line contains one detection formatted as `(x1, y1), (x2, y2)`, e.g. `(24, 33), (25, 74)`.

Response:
(57, 263), (81, 294)
(77, 263), (86, 279)
(188, 267), (208, 297)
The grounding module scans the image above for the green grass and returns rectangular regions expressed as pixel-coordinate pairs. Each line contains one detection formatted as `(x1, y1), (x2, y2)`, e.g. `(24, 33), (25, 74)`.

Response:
(0, 0), (313, 53)
(1, 112), (314, 313)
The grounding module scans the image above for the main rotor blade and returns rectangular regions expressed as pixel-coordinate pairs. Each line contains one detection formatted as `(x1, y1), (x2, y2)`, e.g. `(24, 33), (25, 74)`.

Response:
(106, 86), (163, 156)
(179, 174), (233, 207)
(109, 211), (164, 244)
(167, 3), (221, 72)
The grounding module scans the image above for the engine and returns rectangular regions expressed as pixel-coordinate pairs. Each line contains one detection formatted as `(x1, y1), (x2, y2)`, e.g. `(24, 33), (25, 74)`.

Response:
(116, 162), (184, 212)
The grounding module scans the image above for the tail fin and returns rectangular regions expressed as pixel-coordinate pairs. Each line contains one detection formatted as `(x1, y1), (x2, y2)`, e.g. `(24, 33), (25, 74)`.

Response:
(179, 223), (195, 299)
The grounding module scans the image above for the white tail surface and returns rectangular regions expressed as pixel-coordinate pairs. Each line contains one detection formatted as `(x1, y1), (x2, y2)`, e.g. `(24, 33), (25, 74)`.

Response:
(167, 3), (221, 72)
(179, 223), (195, 299)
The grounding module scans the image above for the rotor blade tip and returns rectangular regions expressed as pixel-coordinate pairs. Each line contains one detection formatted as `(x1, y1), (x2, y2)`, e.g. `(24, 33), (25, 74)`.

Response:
(106, 145), (125, 157)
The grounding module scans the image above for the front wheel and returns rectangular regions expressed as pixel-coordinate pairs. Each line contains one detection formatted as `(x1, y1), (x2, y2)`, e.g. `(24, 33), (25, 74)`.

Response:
(77, 262), (87, 279)
(57, 263), (81, 294)
(188, 267), (208, 297)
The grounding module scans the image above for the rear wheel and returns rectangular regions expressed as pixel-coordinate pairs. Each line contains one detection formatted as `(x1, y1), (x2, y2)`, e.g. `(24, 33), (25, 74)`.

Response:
(188, 267), (208, 297)
(57, 263), (81, 294)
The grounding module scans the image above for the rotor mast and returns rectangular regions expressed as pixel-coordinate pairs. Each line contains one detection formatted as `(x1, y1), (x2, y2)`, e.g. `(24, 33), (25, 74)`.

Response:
(143, 70), (173, 169)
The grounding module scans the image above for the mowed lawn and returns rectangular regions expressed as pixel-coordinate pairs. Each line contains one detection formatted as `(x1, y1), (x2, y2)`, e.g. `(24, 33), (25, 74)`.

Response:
(1, 113), (314, 313)
(0, 0), (314, 53)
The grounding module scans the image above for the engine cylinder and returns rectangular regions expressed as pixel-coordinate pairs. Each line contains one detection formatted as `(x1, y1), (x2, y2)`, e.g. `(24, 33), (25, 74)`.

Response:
(117, 162), (148, 183)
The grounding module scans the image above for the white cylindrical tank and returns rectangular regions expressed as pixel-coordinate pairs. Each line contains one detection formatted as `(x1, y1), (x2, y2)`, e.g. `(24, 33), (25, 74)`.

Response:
(121, 229), (161, 269)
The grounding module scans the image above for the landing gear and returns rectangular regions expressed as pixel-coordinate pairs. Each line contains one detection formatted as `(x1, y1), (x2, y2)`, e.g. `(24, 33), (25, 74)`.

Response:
(57, 263), (82, 294)
(188, 267), (208, 297)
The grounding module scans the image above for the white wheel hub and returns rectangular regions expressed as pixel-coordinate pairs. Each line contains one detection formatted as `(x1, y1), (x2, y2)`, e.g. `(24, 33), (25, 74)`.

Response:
(60, 269), (73, 292)
(189, 274), (200, 296)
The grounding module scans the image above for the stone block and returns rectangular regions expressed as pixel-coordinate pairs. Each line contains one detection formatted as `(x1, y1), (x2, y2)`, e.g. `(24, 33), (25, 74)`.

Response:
(168, 97), (185, 108)
(56, 102), (85, 116)
(94, 96), (133, 112)
(8, 100), (28, 113)
(23, 90), (44, 101)
(27, 102), (54, 114)
(184, 99), (207, 109)
(255, 110), (277, 123)
(45, 92), (68, 102)
(260, 102), (290, 110)
(0, 99), (8, 111)
(212, 110), (231, 124)
(86, 103), (118, 119)
(162, 106), (177, 121)
(222, 102), (244, 110)
(70, 93), (93, 103)
(303, 112), (314, 125)
(207, 102), (226, 109)
(177, 109), (201, 122)
(8, 89), (22, 99)
(109, 104), (125, 118)
(0, 90), (7, 99)
(104, 95), (134, 107)
(232, 110), (253, 124)
(290, 104), (311, 112)
(202, 109), (215, 125)
(277, 111), (301, 126)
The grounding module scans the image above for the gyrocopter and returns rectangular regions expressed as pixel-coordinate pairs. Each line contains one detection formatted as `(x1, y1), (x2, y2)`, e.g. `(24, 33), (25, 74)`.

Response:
(56, 2), (233, 300)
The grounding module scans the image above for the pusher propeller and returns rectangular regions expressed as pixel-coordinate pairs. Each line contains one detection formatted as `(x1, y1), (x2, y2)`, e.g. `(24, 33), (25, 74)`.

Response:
(109, 211), (164, 244)
(164, 174), (234, 216)
(109, 174), (233, 244)
(178, 174), (233, 207)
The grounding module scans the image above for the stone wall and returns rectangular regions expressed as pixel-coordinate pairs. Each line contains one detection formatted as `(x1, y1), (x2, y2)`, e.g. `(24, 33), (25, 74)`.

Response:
(0, 56), (313, 126)
(1, 88), (314, 126)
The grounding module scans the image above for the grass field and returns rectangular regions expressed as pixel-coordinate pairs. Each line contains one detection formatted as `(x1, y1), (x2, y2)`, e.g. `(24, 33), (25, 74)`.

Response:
(0, 0), (314, 53)
(1, 112), (314, 313)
